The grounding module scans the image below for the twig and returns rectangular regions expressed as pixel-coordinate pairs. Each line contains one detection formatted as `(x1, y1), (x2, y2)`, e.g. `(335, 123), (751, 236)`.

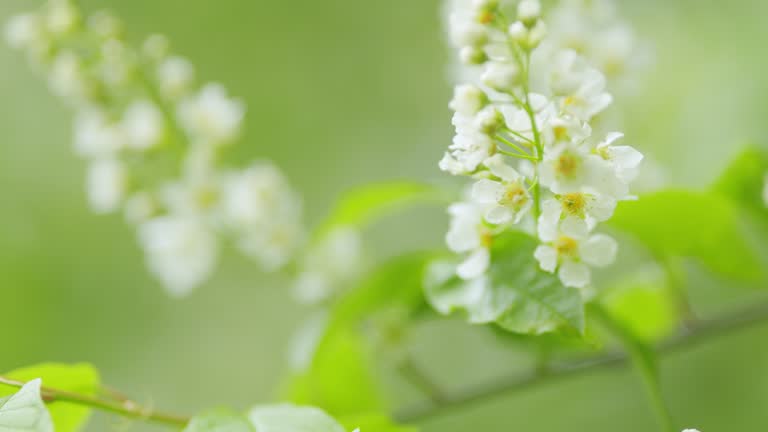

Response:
(395, 300), (768, 423)
(0, 377), (189, 427)
(398, 356), (448, 405)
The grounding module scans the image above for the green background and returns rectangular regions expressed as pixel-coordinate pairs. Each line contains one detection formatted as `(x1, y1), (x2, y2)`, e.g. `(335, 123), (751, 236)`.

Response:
(1, 0), (768, 430)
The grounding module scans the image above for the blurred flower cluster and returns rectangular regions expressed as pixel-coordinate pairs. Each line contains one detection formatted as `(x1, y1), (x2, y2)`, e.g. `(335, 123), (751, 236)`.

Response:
(440, 0), (644, 289)
(5, 0), (304, 296)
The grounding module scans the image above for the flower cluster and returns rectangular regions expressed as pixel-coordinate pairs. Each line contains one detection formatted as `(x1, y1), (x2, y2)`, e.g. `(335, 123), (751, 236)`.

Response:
(6, 0), (304, 296)
(441, 0), (643, 289)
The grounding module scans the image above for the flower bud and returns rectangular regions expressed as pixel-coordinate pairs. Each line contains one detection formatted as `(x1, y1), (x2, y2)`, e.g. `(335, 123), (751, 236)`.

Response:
(481, 61), (519, 91)
(451, 22), (488, 48)
(528, 20), (547, 48)
(459, 46), (487, 65)
(517, 0), (541, 26)
(47, 0), (79, 36)
(508, 21), (528, 43)
(474, 106), (504, 134)
(449, 84), (487, 115)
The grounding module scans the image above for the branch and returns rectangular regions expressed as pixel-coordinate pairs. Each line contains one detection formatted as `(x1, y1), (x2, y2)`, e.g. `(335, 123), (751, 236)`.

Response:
(0, 377), (189, 427)
(395, 300), (768, 423)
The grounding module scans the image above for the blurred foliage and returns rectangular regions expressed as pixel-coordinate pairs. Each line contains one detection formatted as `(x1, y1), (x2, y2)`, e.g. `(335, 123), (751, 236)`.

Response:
(2, 0), (768, 431)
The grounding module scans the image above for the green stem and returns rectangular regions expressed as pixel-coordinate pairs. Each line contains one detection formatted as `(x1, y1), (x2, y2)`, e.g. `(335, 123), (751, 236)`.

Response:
(0, 376), (189, 427)
(589, 304), (676, 432)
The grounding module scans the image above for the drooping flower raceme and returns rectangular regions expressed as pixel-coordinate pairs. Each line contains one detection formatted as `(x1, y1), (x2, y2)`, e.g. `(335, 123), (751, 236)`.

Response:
(441, 0), (643, 289)
(6, 0), (304, 296)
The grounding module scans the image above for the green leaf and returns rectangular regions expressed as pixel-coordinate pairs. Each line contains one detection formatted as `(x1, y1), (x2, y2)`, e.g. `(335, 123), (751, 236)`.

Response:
(183, 409), (255, 432)
(0, 379), (53, 432)
(339, 413), (417, 432)
(712, 146), (768, 217)
(285, 253), (435, 416)
(601, 271), (677, 343)
(0, 363), (99, 432)
(330, 252), (434, 328)
(425, 231), (585, 335)
(248, 404), (346, 432)
(285, 327), (384, 417)
(590, 304), (675, 432)
(609, 190), (762, 280)
(317, 182), (445, 236)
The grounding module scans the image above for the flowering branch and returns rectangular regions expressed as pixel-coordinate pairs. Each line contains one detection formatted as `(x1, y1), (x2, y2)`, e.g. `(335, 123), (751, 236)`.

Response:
(395, 299), (768, 423)
(0, 376), (189, 427)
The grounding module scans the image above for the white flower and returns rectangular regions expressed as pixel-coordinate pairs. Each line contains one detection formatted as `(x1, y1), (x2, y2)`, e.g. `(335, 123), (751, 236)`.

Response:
(538, 193), (616, 240)
(157, 56), (194, 98)
(534, 230), (617, 288)
(472, 155), (531, 224)
(540, 141), (630, 198)
(138, 215), (219, 297)
(294, 227), (362, 304)
(46, 0), (78, 36)
(517, 0), (541, 24)
(142, 34), (169, 61)
(545, 50), (612, 120)
(178, 83), (245, 144)
(122, 100), (165, 151)
(441, 131), (495, 175)
(594, 132), (643, 183)
(4, 14), (44, 49)
(498, 93), (554, 141)
(73, 109), (125, 157)
(124, 192), (157, 224)
(446, 201), (492, 280)
(481, 61), (519, 92)
(221, 163), (304, 271)
(48, 51), (89, 102)
(88, 11), (122, 40)
(86, 159), (126, 214)
(449, 84), (487, 116)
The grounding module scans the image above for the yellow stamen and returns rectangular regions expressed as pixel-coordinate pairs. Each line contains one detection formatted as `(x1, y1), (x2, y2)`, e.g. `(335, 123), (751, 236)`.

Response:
(561, 192), (589, 217)
(555, 236), (579, 258)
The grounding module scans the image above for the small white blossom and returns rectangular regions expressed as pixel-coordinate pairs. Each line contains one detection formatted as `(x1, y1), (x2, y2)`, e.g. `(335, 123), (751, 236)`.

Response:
(157, 56), (194, 98)
(48, 51), (89, 102)
(221, 163), (304, 271)
(138, 215), (219, 297)
(4, 14), (43, 49)
(594, 132), (643, 182)
(46, 0), (78, 36)
(178, 83), (245, 145)
(294, 227), (362, 304)
(538, 193), (616, 240)
(449, 84), (487, 116)
(481, 61), (519, 92)
(472, 155), (532, 224)
(534, 230), (617, 288)
(86, 159), (127, 214)
(122, 100), (165, 151)
(74, 109), (124, 157)
(517, 0), (541, 24)
(446, 201), (492, 280)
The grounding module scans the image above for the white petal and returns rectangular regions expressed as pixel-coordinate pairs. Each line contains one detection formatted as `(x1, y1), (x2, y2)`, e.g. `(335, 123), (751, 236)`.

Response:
(589, 194), (617, 221)
(534, 245), (558, 273)
(601, 132), (625, 147)
(457, 248), (490, 280)
(485, 154), (521, 182)
(561, 215), (589, 238)
(485, 205), (513, 224)
(472, 179), (504, 204)
(579, 234), (618, 267)
(559, 260), (591, 288)
(537, 199), (561, 242)
(610, 145), (644, 169)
